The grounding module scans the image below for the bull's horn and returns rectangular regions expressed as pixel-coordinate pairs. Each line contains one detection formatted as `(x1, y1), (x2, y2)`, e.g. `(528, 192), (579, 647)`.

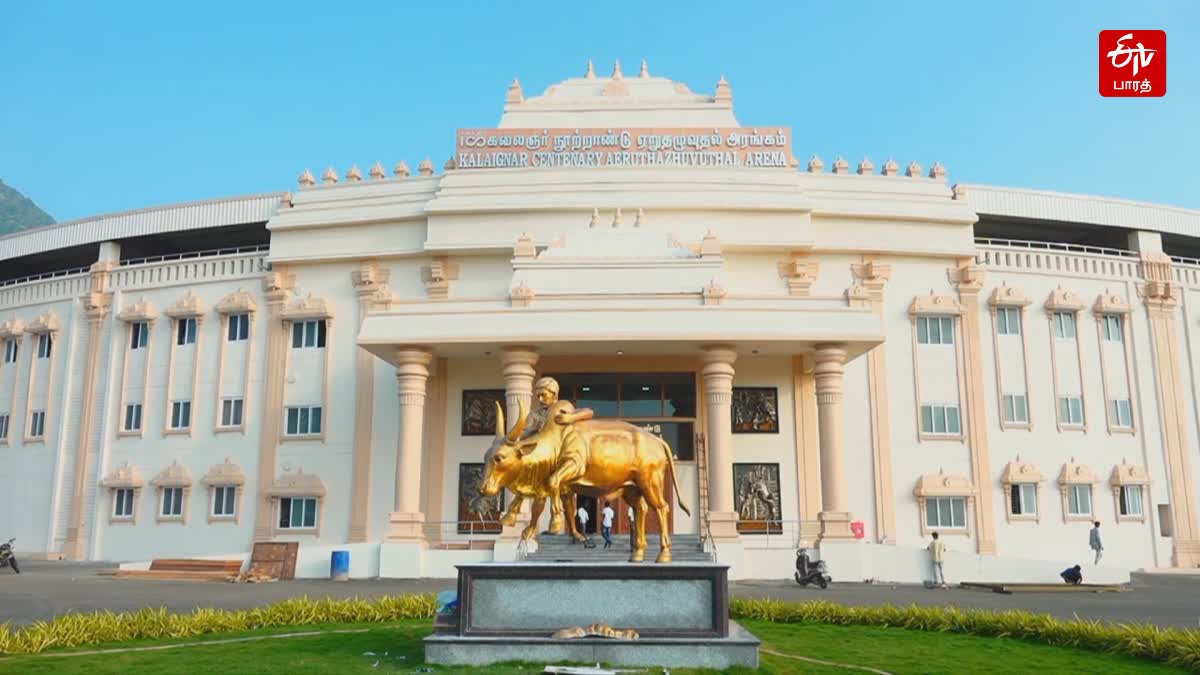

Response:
(494, 401), (506, 440)
(506, 400), (528, 442)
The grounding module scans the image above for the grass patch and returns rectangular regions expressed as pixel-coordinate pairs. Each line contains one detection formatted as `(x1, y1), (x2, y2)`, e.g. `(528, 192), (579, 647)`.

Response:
(0, 619), (1189, 674)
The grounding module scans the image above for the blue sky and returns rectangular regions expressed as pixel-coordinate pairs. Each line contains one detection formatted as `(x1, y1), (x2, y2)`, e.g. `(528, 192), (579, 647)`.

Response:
(2, 1), (1197, 222)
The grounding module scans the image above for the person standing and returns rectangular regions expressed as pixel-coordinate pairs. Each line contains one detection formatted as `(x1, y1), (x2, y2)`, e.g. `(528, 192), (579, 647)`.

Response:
(1090, 521), (1104, 564)
(576, 504), (589, 538)
(601, 501), (615, 549)
(927, 532), (947, 588)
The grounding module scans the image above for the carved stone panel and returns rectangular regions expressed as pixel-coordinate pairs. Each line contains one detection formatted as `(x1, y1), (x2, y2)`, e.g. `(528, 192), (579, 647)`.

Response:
(458, 463), (504, 534)
(734, 463), (782, 534)
(731, 387), (779, 433)
(462, 389), (505, 436)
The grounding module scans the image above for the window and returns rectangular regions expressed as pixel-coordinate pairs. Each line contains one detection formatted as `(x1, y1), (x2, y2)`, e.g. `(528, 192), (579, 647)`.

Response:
(1119, 485), (1144, 517)
(170, 401), (192, 430)
(1002, 394), (1029, 424)
(113, 488), (135, 518)
(916, 316), (954, 345)
(212, 486), (237, 517)
(123, 403), (143, 432)
(227, 313), (250, 342)
(160, 487), (184, 518)
(925, 496), (967, 529)
(1054, 312), (1076, 339)
(549, 372), (697, 460)
(1067, 484), (1092, 516)
(291, 319), (327, 348)
(37, 333), (52, 359)
(285, 406), (323, 436)
(29, 410), (45, 438)
(279, 497), (318, 529)
(1058, 397), (1084, 425)
(3, 339), (16, 363)
(996, 307), (1021, 335)
(220, 398), (245, 427)
(0, 414), (8, 440)
(920, 404), (961, 435)
(1111, 399), (1133, 428)
(130, 322), (149, 350)
(1102, 315), (1123, 342)
(1010, 483), (1038, 516)
(176, 318), (197, 346)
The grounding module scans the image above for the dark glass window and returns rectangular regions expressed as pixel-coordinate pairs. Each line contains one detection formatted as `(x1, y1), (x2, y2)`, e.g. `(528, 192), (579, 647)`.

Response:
(620, 376), (662, 417)
(572, 374), (619, 417)
(663, 374), (696, 417)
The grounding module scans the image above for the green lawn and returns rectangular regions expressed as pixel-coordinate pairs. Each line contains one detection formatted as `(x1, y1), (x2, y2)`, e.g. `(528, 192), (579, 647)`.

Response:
(0, 619), (1187, 674)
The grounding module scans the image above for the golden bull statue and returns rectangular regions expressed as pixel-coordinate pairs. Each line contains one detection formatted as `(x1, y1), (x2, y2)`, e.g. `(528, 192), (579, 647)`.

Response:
(479, 401), (691, 563)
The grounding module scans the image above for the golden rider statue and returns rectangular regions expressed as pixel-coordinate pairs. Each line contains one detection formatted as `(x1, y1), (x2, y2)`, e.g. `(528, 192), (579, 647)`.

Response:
(499, 376), (595, 535)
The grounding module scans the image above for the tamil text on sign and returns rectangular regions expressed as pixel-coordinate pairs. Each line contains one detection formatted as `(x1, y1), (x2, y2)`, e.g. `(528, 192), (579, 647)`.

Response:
(456, 128), (795, 169)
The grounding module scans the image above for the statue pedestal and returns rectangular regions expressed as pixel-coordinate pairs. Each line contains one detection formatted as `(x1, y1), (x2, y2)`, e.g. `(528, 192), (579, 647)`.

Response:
(424, 562), (759, 669)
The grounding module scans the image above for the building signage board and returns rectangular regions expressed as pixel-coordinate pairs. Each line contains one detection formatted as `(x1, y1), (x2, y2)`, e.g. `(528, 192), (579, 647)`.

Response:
(456, 127), (795, 169)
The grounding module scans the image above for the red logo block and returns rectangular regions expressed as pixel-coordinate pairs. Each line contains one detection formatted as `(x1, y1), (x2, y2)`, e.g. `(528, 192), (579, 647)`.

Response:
(1100, 30), (1166, 97)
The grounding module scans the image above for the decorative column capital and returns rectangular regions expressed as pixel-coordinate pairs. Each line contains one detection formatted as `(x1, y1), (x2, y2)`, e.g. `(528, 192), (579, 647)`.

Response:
(699, 345), (737, 396)
(394, 348), (433, 398)
(498, 345), (539, 371)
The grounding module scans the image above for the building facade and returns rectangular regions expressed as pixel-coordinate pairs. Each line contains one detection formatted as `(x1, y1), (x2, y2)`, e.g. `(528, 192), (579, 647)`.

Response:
(2, 64), (1198, 581)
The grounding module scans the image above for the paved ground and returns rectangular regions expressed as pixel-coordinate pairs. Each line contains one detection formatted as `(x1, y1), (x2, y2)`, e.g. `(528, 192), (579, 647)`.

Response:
(2, 560), (1198, 629)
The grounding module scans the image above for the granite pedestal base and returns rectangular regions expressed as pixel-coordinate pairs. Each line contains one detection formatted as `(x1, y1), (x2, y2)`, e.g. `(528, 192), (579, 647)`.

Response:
(424, 562), (759, 669)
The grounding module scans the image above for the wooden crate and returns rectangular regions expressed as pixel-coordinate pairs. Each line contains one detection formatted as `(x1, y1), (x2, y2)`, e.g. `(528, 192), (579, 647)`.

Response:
(248, 542), (299, 580)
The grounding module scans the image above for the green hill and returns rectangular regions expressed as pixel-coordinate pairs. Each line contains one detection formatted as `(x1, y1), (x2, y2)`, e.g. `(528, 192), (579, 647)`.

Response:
(0, 179), (55, 235)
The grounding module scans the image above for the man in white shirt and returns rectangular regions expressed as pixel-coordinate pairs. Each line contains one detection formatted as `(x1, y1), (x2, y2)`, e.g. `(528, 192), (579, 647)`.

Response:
(576, 504), (589, 540)
(601, 501), (616, 549)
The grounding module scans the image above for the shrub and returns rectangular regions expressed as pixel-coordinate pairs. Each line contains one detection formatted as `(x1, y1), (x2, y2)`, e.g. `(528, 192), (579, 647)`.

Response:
(730, 598), (1200, 670)
(0, 594), (437, 656)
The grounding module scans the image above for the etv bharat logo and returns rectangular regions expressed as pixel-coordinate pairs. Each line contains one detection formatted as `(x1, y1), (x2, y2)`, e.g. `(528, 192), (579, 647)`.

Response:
(1100, 30), (1166, 97)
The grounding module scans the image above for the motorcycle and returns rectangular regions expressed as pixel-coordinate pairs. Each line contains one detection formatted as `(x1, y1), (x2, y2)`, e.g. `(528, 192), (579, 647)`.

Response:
(0, 538), (19, 574)
(794, 548), (829, 589)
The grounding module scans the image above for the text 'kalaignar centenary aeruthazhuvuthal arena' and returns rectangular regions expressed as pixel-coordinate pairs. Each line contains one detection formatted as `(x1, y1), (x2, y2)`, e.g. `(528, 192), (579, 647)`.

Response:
(1, 60), (1198, 583)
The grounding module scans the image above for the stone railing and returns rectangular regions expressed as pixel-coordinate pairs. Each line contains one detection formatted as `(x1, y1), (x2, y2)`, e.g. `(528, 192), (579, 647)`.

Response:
(110, 246), (270, 290)
(0, 267), (91, 308)
(975, 238), (1141, 280)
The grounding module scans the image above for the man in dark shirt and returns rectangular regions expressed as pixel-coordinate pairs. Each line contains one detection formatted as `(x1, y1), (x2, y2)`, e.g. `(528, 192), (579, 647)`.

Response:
(1061, 565), (1083, 585)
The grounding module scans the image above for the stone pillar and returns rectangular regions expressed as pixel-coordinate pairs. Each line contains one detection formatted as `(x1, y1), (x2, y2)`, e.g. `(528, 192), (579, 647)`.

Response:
(62, 262), (113, 560)
(500, 346), (539, 422)
(347, 264), (388, 542)
(388, 347), (432, 541)
(497, 347), (538, 540)
(952, 263), (998, 555)
(1138, 253), (1200, 567)
(251, 271), (294, 542)
(814, 344), (853, 540)
(700, 345), (739, 540)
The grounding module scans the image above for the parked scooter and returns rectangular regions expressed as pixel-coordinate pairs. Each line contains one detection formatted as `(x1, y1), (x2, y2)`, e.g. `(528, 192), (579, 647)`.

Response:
(794, 548), (829, 588)
(0, 538), (19, 574)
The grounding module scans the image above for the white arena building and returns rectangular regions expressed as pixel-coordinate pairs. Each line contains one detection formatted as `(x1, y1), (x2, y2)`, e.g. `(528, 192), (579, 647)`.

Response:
(2, 63), (1198, 583)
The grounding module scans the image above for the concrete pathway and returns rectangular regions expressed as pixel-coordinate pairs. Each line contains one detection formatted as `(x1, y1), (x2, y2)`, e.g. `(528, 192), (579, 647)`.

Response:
(1, 560), (1197, 629)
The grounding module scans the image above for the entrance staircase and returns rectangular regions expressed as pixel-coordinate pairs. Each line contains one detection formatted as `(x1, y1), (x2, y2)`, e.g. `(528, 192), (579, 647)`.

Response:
(524, 533), (710, 562)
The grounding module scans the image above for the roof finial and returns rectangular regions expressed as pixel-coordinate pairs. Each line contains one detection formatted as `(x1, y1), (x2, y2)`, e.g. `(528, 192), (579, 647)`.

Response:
(444, 156), (457, 171)
(321, 167), (338, 185)
(393, 161), (410, 178)
(881, 158), (899, 177)
(369, 162), (386, 180)
(634, 208), (645, 227)
(612, 59), (623, 79)
(929, 161), (947, 181)
(506, 77), (524, 104)
(832, 156), (850, 174)
(807, 155), (824, 174)
(905, 161), (923, 178)
(589, 208), (600, 228)
(345, 164), (363, 182)
(585, 60), (596, 79)
(857, 156), (875, 175)
(639, 59), (649, 78)
(611, 208), (623, 228)
(298, 169), (316, 187)
(418, 157), (435, 176)
(714, 74), (733, 103)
